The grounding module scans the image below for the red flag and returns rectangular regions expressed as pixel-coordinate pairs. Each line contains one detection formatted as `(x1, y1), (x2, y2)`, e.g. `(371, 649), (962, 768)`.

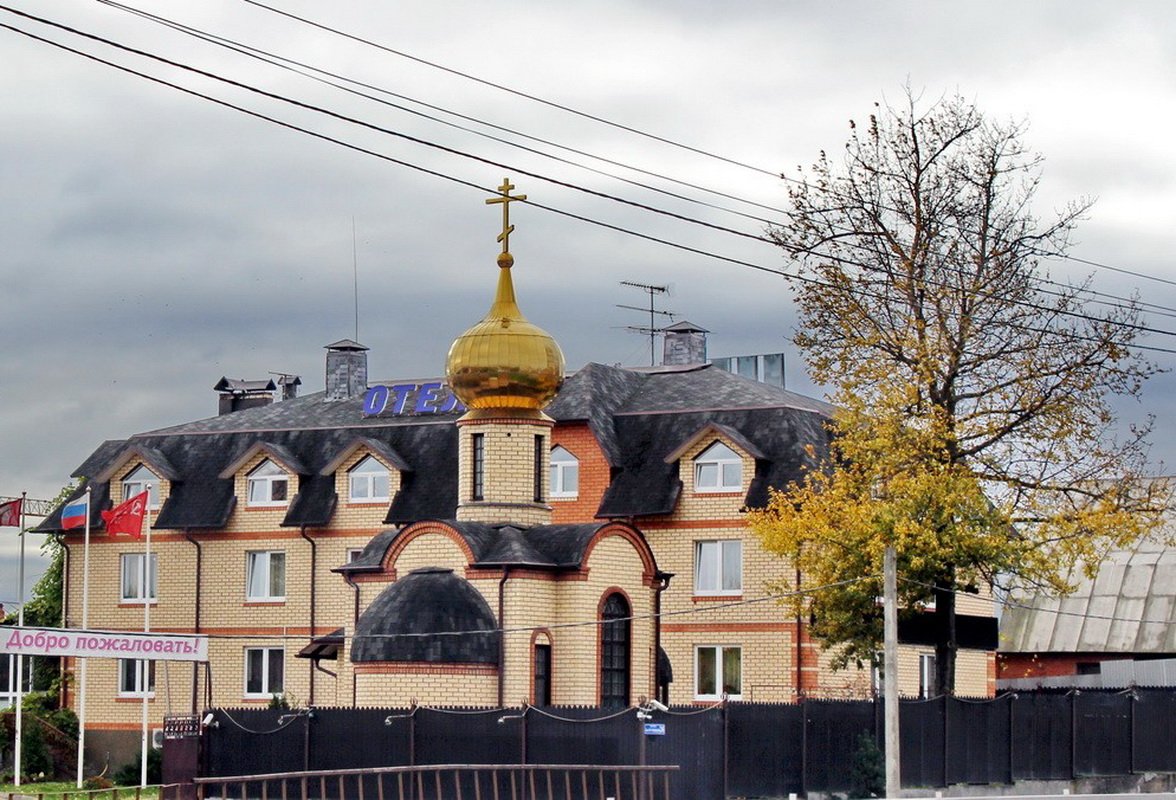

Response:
(101, 491), (149, 538)
(0, 498), (20, 527)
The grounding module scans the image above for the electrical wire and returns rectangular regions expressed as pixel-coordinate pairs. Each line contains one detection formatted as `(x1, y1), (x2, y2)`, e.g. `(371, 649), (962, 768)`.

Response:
(4, 7), (1176, 356)
(94, 1), (1176, 326)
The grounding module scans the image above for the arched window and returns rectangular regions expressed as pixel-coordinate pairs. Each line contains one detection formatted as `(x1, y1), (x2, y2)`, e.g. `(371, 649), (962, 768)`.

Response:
(549, 446), (579, 498)
(122, 464), (160, 509)
(600, 593), (630, 708)
(694, 441), (742, 492)
(247, 460), (289, 506)
(533, 637), (552, 706)
(349, 455), (390, 502)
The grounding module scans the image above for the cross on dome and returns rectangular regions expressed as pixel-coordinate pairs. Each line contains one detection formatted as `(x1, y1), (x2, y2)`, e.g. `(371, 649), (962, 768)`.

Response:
(485, 177), (527, 257)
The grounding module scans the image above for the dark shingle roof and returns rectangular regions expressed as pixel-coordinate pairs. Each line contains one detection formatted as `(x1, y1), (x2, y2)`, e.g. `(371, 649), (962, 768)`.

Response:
(351, 567), (500, 664)
(43, 360), (832, 530)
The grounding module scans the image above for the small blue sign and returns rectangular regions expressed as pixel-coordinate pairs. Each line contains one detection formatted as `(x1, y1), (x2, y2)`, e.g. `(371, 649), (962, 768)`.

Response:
(643, 723), (665, 736)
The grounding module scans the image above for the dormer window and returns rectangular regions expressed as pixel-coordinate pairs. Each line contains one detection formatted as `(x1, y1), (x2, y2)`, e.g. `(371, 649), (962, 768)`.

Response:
(550, 446), (579, 499)
(247, 460), (289, 507)
(349, 456), (390, 502)
(694, 442), (742, 492)
(122, 464), (160, 509)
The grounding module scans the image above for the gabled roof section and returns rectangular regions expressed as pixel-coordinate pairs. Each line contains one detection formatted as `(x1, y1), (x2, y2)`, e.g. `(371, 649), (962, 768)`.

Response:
(597, 406), (830, 518)
(153, 480), (236, 530)
(282, 474), (338, 527)
(72, 440), (129, 481)
(334, 528), (400, 574)
(94, 444), (180, 483)
(662, 422), (765, 464)
(546, 363), (645, 467)
(320, 437), (412, 476)
(218, 442), (308, 479)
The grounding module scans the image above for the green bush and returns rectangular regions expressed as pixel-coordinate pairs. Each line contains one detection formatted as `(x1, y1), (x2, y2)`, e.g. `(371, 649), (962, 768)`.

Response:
(848, 731), (885, 799)
(20, 718), (52, 778)
(113, 746), (161, 786)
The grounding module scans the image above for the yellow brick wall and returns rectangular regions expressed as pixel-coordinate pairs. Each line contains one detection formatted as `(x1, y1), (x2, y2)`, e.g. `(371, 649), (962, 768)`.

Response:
(455, 417), (553, 524)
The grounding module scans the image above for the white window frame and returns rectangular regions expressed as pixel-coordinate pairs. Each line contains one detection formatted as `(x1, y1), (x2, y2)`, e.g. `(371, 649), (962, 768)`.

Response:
(348, 455), (391, 502)
(919, 653), (937, 699)
(347, 547), (365, 563)
(244, 647), (284, 698)
(549, 446), (580, 499)
(694, 645), (742, 701)
(247, 460), (290, 507)
(694, 441), (742, 493)
(118, 659), (156, 697)
(694, 540), (742, 596)
(122, 464), (161, 510)
(120, 553), (158, 603)
(246, 550), (286, 601)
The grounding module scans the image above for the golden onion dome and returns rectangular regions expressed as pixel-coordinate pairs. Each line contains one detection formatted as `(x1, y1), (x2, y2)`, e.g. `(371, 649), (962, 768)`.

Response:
(445, 181), (564, 418)
(445, 251), (564, 417)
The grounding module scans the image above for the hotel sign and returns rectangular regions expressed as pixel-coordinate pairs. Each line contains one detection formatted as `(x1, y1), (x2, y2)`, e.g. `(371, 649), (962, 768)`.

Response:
(362, 382), (466, 417)
(2, 626), (209, 662)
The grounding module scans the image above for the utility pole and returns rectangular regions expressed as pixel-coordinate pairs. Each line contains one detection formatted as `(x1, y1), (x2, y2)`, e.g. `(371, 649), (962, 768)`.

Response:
(618, 281), (672, 366)
(883, 545), (901, 798)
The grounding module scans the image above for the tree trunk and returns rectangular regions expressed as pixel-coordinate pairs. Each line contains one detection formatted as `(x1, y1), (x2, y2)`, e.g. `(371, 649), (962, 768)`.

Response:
(933, 571), (957, 696)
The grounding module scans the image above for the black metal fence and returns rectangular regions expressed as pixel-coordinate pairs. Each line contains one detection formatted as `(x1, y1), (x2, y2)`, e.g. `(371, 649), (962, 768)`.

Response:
(199, 690), (1176, 798)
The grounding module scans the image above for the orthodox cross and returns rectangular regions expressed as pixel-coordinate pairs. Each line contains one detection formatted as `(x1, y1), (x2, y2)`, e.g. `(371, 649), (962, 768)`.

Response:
(485, 178), (526, 254)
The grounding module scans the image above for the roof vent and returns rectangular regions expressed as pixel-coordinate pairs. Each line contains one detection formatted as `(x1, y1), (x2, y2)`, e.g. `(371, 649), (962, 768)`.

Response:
(275, 373), (302, 401)
(662, 321), (708, 366)
(325, 339), (368, 401)
(213, 377), (277, 415)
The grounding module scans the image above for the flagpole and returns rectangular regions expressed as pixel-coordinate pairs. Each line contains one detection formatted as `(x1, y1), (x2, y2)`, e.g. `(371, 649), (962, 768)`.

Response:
(76, 486), (92, 788)
(140, 486), (152, 789)
(15, 492), (27, 787)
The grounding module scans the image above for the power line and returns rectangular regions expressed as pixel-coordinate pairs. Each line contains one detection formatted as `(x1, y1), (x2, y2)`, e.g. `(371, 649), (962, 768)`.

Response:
(235, 0), (1176, 299)
(4, 8), (1176, 356)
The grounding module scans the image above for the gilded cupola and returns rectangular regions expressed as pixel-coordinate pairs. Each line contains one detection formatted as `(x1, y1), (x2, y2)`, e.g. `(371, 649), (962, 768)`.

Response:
(445, 179), (565, 419)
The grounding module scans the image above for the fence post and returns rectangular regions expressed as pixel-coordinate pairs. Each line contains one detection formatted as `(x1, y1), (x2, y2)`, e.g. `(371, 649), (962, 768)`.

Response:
(1069, 690), (1078, 779)
(1129, 691), (1136, 774)
(942, 694), (949, 788)
(800, 698), (808, 798)
(1006, 693), (1015, 784)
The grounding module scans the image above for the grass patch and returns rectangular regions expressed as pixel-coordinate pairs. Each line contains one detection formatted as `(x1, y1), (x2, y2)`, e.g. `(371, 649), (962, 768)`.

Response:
(0, 782), (159, 799)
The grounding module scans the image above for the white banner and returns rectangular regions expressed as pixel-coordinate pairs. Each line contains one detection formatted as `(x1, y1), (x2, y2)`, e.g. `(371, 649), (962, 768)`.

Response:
(1, 626), (208, 662)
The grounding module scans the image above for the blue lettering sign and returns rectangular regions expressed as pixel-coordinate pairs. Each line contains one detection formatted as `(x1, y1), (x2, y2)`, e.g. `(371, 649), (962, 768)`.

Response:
(362, 383), (467, 417)
(414, 382), (443, 414)
(362, 385), (390, 415)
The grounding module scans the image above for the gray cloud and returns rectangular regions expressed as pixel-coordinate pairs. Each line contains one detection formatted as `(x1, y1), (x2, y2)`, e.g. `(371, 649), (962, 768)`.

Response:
(3, 0), (1176, 600)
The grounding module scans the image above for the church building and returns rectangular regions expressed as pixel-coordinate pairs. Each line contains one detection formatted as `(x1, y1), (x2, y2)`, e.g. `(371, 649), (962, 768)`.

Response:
(39, 180), (995, 763)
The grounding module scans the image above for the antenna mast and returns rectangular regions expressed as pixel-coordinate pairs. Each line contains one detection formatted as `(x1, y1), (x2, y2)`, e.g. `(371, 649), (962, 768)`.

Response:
(619, 281), (672, 366)
(352, 217), (360, 342)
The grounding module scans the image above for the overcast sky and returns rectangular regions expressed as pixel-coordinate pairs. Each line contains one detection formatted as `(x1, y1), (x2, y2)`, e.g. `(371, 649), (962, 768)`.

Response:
(3, 1), (1176, 608)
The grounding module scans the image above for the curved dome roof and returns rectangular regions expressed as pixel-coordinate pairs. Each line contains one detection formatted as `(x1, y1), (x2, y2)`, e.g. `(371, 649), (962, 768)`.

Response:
(445, 252), (564, 418)
(351, 567), (500, 664)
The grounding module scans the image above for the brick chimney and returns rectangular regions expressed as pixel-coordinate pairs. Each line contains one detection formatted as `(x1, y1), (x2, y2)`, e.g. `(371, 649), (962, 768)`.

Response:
(662, 321), (708, 366)
(325, 339), (368, 401)
(213, 377), (277, 415)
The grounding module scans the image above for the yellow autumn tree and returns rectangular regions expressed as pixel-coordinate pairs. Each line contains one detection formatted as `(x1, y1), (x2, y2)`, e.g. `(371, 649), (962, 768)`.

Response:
(749, 90), (1167, 696)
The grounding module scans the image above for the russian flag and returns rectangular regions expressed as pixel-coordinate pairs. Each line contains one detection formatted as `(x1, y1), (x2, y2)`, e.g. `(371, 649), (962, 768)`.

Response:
(61, 498), (88, 530)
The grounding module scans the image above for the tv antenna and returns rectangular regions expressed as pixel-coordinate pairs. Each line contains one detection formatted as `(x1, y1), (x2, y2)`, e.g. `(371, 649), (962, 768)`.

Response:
(618, 281), (674, 366)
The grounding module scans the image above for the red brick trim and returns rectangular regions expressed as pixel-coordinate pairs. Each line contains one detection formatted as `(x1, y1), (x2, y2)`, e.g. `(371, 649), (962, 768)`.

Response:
(662, 622), (797, 633)
(585, 523), (657, 586)
(383, 521), (475, 576)
(354, 662), (497, 675)
(691, 595), (743, 603)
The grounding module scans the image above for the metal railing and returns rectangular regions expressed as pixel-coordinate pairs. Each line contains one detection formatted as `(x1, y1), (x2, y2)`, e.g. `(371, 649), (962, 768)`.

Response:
(193, 764), (677, 800)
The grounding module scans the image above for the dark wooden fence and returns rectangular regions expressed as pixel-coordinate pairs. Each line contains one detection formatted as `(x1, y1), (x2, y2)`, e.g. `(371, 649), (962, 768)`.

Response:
(196, 690), (1175, 799)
